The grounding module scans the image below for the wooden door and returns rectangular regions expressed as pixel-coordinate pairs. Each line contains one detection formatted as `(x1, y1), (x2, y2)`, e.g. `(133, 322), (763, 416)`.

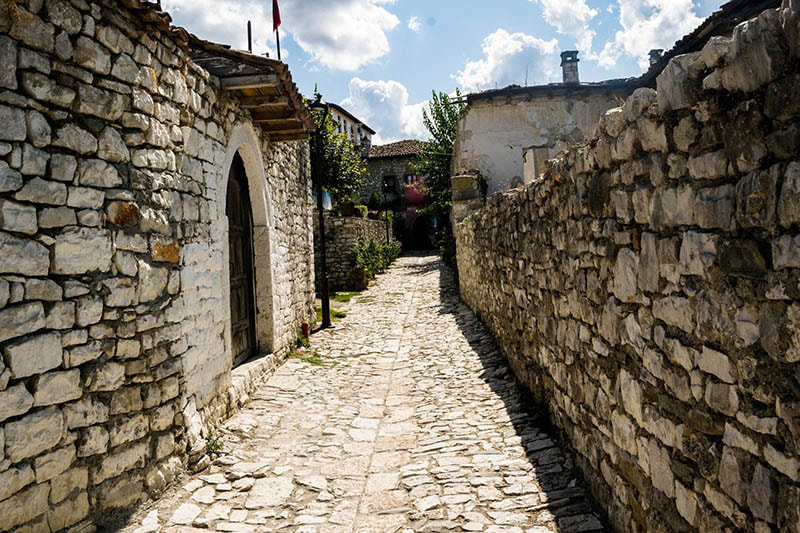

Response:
(227, 155), (257, 366)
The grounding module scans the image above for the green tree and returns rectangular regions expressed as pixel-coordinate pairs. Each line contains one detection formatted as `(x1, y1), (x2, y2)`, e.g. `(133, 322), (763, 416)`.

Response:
(310, 97), (366, 204)
(413, 89), (466, 221)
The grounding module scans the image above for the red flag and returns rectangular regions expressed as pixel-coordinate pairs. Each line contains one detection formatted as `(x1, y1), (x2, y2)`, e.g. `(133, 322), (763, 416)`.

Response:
(273, 0), (281, 32)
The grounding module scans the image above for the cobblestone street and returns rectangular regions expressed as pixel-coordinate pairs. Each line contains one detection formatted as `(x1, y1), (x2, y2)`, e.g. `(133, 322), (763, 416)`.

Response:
(121, 253), (603, 533)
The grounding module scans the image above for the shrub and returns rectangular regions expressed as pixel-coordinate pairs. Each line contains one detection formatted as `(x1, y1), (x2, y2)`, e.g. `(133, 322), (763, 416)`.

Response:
(354, 204), (368, 218)
(352, 237), (402, 280)
(367, 191), (381, 210)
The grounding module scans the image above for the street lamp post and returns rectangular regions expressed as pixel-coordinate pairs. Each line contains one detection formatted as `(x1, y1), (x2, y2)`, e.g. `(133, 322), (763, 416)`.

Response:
(310, 93), (332, 329)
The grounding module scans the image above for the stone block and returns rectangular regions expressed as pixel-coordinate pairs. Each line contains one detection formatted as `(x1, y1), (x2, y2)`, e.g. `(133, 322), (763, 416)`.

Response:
(0, 161), (24, 193)
(656, 52), (702, 113)
(110, 386), (142, 415)
(613, 248), (638, 303)
(52, 123), (97, 154)
(25, 278), (62, 301)
(9, 6), (54, 52)
(772, 234), (800, 269)
(87, 362), (125, 392)
(760, 302), (800, 363)
(680, 231), (718, 278)
(52, 227), (112, 274)
(5, 406), (64, 462)
(67, 186), (105, 209)
(3, 331), (62, 378)
(0, 199), (38, 234)
(705, 382), (739, 416)
(33, 369), (81, 406)
(0, 383), (34, 423)
(694, 185), (735, 230)
(66, 339), (109, 367)
(720, 10), (787, 93)
(719, 447), (746, 505)
(49, 153), (77, 182)
(74, 295), (103, 328)
(749, 464), (778, 523)
(0, 36), (17, 90)
(92, 442), (148, 484)
(21, 71), (75, 108)
(34, 444), (75, 483)
(39, 206), (76, 228)
(736, 165), (782, 228)
(64, 396), (108, 429)
(109, 413), (149, 447)
(75, 83), (128, 121)
(778, 162), (800, 227)
(688, 150), (728, 180)
(0, 483), (50, 531)
(98, 127), (130, 163)
(719, 240), (768, 279)
(50, 466), (88, 504)
(73, 36), (110, 74)
(0, 465), (35, 502)
(651, 186), (694, 229)
(78, 424), (108, 457)
(47, 491), (89, 531)
(653, 296), (694, 334)
(675, 480), (698, 526)
(15, 177), (66, 206)
(0, 231), (51, 276)
(698, 346), (737, 383)
(0, 301), (46, 342)
(102, 277), (135, 307)
(137, 260), (168, 302)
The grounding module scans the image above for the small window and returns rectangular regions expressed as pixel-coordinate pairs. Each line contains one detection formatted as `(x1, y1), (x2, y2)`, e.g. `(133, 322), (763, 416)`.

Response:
(383, 176), (396, 193)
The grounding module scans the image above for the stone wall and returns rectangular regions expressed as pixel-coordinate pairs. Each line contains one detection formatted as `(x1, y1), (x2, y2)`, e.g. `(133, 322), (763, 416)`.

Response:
(0, 0), (314, 530)
(314, 213), (390, 291)
(453, 2), (800, 531)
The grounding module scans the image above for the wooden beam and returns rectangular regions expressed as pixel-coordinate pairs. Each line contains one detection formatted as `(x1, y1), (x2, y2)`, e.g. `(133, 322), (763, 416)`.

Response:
(270, 133), (310, 142)
(220, 74), (280, 90)
(238, 95), (291, 109)
(253, 118), (304, 129)
(250, 108), (297, 121)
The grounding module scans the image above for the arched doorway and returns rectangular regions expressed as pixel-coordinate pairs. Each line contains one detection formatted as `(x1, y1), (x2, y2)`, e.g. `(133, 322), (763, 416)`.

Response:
(410, 214), (438, 250)
(226, 153), (257, 366)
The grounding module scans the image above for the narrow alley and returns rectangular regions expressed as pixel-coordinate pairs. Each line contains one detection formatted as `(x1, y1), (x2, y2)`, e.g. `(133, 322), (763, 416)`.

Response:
(120, 254), (603, 533)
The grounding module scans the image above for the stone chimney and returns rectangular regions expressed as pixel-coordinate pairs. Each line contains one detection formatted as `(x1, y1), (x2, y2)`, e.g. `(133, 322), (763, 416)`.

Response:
(560, 51), (580, 84)
(649, 49), (664, 67)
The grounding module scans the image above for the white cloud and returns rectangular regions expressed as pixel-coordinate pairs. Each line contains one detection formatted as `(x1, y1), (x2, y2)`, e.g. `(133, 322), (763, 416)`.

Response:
(454, 29), (558, 92)
(408, 16), (422, 33)
(596, 0), (704, 70)
(162, 0), (399, 71)
(162, 0), (277, 56)
(341, 78), (428, 144)
(529, 0), (598, 53)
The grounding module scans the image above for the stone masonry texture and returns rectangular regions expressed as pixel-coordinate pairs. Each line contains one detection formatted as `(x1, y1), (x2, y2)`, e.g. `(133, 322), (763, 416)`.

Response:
(0, 0), (314, 530)
(453, 2), (800, 531)
(118, 254), (604, 533)
(314, 212), (391, 291)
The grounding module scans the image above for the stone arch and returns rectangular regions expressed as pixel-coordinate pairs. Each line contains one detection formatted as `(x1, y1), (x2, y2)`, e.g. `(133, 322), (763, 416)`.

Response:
(220, 123), (276, 357)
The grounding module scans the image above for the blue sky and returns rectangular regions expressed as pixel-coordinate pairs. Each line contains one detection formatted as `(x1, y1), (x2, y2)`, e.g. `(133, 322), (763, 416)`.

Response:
(163, 0), (725, 143)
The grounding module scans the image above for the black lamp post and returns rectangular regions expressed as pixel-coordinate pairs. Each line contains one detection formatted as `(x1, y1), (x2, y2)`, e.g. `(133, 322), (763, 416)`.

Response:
(310, 93), (332, 329)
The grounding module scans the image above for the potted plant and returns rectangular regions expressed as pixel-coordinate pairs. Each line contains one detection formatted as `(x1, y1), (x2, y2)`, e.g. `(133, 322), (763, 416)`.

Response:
(350, 267), (367, 290)
(340, 201), (355, 217)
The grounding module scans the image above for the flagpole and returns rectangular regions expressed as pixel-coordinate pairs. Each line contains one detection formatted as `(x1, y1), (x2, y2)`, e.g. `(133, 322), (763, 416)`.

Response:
(276, 28), (281, 61)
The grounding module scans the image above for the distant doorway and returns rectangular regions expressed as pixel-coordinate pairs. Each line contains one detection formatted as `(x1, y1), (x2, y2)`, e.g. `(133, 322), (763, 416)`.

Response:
(226, 153), (257, 367)
(410, 214), (437, 250)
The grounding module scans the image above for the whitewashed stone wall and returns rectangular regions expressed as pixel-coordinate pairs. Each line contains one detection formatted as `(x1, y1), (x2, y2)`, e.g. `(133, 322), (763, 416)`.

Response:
(0, 0), (314, 530)
(454, 2), (800, 531)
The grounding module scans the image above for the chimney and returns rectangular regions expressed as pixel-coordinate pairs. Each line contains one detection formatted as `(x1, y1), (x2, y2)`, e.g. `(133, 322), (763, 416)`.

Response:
(649, 49), (664, 67)
(560, 51), (580, 85)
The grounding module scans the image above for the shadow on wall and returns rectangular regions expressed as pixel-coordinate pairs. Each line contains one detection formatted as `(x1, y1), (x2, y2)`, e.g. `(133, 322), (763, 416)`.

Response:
(402, 253), (607, 531)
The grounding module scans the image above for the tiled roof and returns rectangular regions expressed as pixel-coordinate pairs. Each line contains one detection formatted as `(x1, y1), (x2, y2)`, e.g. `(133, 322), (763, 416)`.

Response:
(368, 140), (425, 160)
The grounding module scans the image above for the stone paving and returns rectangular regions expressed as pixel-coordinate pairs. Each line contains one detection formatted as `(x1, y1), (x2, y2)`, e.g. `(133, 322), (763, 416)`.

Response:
(119, 253), (604, 533)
